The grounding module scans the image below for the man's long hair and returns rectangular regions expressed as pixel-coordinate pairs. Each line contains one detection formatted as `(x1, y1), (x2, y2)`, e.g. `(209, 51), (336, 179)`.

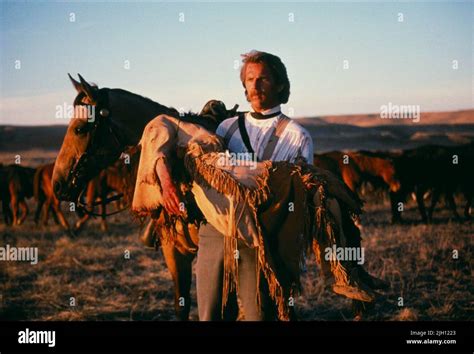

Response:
(240, 50), (291, 104)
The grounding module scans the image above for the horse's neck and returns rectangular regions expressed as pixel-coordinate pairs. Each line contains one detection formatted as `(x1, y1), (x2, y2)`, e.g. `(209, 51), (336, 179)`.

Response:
(110, 89), (221, 150)
(111, 91), (176, 146)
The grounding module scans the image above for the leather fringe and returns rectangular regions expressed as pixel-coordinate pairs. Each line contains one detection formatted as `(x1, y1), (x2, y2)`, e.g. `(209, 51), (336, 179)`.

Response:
(313, 185), (350, 287)
(184, 142), (272, 207)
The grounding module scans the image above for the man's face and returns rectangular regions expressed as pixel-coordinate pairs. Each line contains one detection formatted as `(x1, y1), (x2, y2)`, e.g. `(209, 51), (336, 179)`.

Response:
(244, 62), (283, 112)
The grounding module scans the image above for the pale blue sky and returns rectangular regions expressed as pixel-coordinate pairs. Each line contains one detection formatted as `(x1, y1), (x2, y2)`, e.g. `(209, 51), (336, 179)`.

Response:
(0, 0), (472, 125)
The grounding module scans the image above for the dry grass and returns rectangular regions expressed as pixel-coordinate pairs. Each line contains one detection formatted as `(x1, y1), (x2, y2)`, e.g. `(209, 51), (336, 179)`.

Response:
(0, 149), (58, 167)
(0, 198), (472, 321)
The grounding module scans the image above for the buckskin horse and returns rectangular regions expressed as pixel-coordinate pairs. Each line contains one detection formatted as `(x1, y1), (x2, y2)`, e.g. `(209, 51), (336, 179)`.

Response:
(52, 75), (385, 320)
(52, 74), (239, 320)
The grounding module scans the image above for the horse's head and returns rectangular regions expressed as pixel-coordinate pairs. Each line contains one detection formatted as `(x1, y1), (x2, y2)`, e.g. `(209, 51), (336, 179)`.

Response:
(53, 74), (125, 202)
(380, 158), (401, 193)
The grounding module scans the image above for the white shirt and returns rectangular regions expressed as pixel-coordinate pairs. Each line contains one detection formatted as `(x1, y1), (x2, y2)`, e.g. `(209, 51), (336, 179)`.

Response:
(216, 105), (314, 164)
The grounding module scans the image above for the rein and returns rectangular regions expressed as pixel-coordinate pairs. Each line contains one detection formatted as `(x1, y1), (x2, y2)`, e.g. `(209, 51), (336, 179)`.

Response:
(77, 188), (128, 217)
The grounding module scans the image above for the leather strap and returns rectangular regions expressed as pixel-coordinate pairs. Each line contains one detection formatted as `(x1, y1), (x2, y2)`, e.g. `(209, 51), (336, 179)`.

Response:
(237, 112), (255, 154)
(261, 117), (291, 160)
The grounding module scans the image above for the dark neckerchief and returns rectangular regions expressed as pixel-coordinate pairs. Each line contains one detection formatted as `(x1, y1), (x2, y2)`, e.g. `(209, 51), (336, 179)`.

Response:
(249, 111), (281, 120)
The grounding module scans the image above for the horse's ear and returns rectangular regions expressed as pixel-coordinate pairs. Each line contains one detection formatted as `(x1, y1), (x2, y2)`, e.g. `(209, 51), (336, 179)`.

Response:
(68, 73), (82, 93)
(78, 73), (98, 102)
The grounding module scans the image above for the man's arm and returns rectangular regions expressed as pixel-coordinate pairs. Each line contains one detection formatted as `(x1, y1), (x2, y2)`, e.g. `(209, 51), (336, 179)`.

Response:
(216, 119), (232, 139)
(292, 131), (314, 165)
(301, 133), (314, 165)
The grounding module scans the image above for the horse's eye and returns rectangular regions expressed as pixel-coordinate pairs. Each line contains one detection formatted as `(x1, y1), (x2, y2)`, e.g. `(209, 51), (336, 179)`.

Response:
(74, 126), (87, 135)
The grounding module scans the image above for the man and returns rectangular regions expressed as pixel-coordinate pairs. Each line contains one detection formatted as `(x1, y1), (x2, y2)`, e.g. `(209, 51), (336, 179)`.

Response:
(159, 50), (378, 321)
(196, 50), (313, 321)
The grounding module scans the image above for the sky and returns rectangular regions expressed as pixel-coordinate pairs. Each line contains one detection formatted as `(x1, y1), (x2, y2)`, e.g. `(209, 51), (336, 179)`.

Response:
(0, 0), (472, 126)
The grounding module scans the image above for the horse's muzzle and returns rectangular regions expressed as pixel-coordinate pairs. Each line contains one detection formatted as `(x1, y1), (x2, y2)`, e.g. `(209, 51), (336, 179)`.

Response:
(54, 179), (82, 202)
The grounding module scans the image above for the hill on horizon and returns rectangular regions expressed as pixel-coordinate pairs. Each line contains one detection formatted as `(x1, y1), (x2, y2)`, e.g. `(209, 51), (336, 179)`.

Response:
(296, 109), (473, 127)
(0, 109), (472, 166)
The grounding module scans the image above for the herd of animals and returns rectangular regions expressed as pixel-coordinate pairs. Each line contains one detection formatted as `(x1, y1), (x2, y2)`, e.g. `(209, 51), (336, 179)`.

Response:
(1, 142), (472, 230)
(0, 158), (135, 232)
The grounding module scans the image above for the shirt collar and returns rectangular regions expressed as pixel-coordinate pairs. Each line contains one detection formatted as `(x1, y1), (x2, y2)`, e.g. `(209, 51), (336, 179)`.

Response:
(250, 105), (281, 116)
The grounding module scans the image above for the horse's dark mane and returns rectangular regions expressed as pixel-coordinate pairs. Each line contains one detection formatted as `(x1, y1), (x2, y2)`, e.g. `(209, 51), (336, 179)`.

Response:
(109, 88), (214, 129)
(109, 89), (218, 132)
(73, 86), (218, 131)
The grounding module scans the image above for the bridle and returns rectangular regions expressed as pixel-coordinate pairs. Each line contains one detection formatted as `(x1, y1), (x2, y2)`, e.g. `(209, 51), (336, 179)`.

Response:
(67, 89), (129, 217)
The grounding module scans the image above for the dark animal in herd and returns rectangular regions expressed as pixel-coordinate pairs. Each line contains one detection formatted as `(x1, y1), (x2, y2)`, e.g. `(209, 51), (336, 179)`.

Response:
(394, 144), (473, 222)
(314, 145), (472, 223)
(0, 164), (35, 225)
